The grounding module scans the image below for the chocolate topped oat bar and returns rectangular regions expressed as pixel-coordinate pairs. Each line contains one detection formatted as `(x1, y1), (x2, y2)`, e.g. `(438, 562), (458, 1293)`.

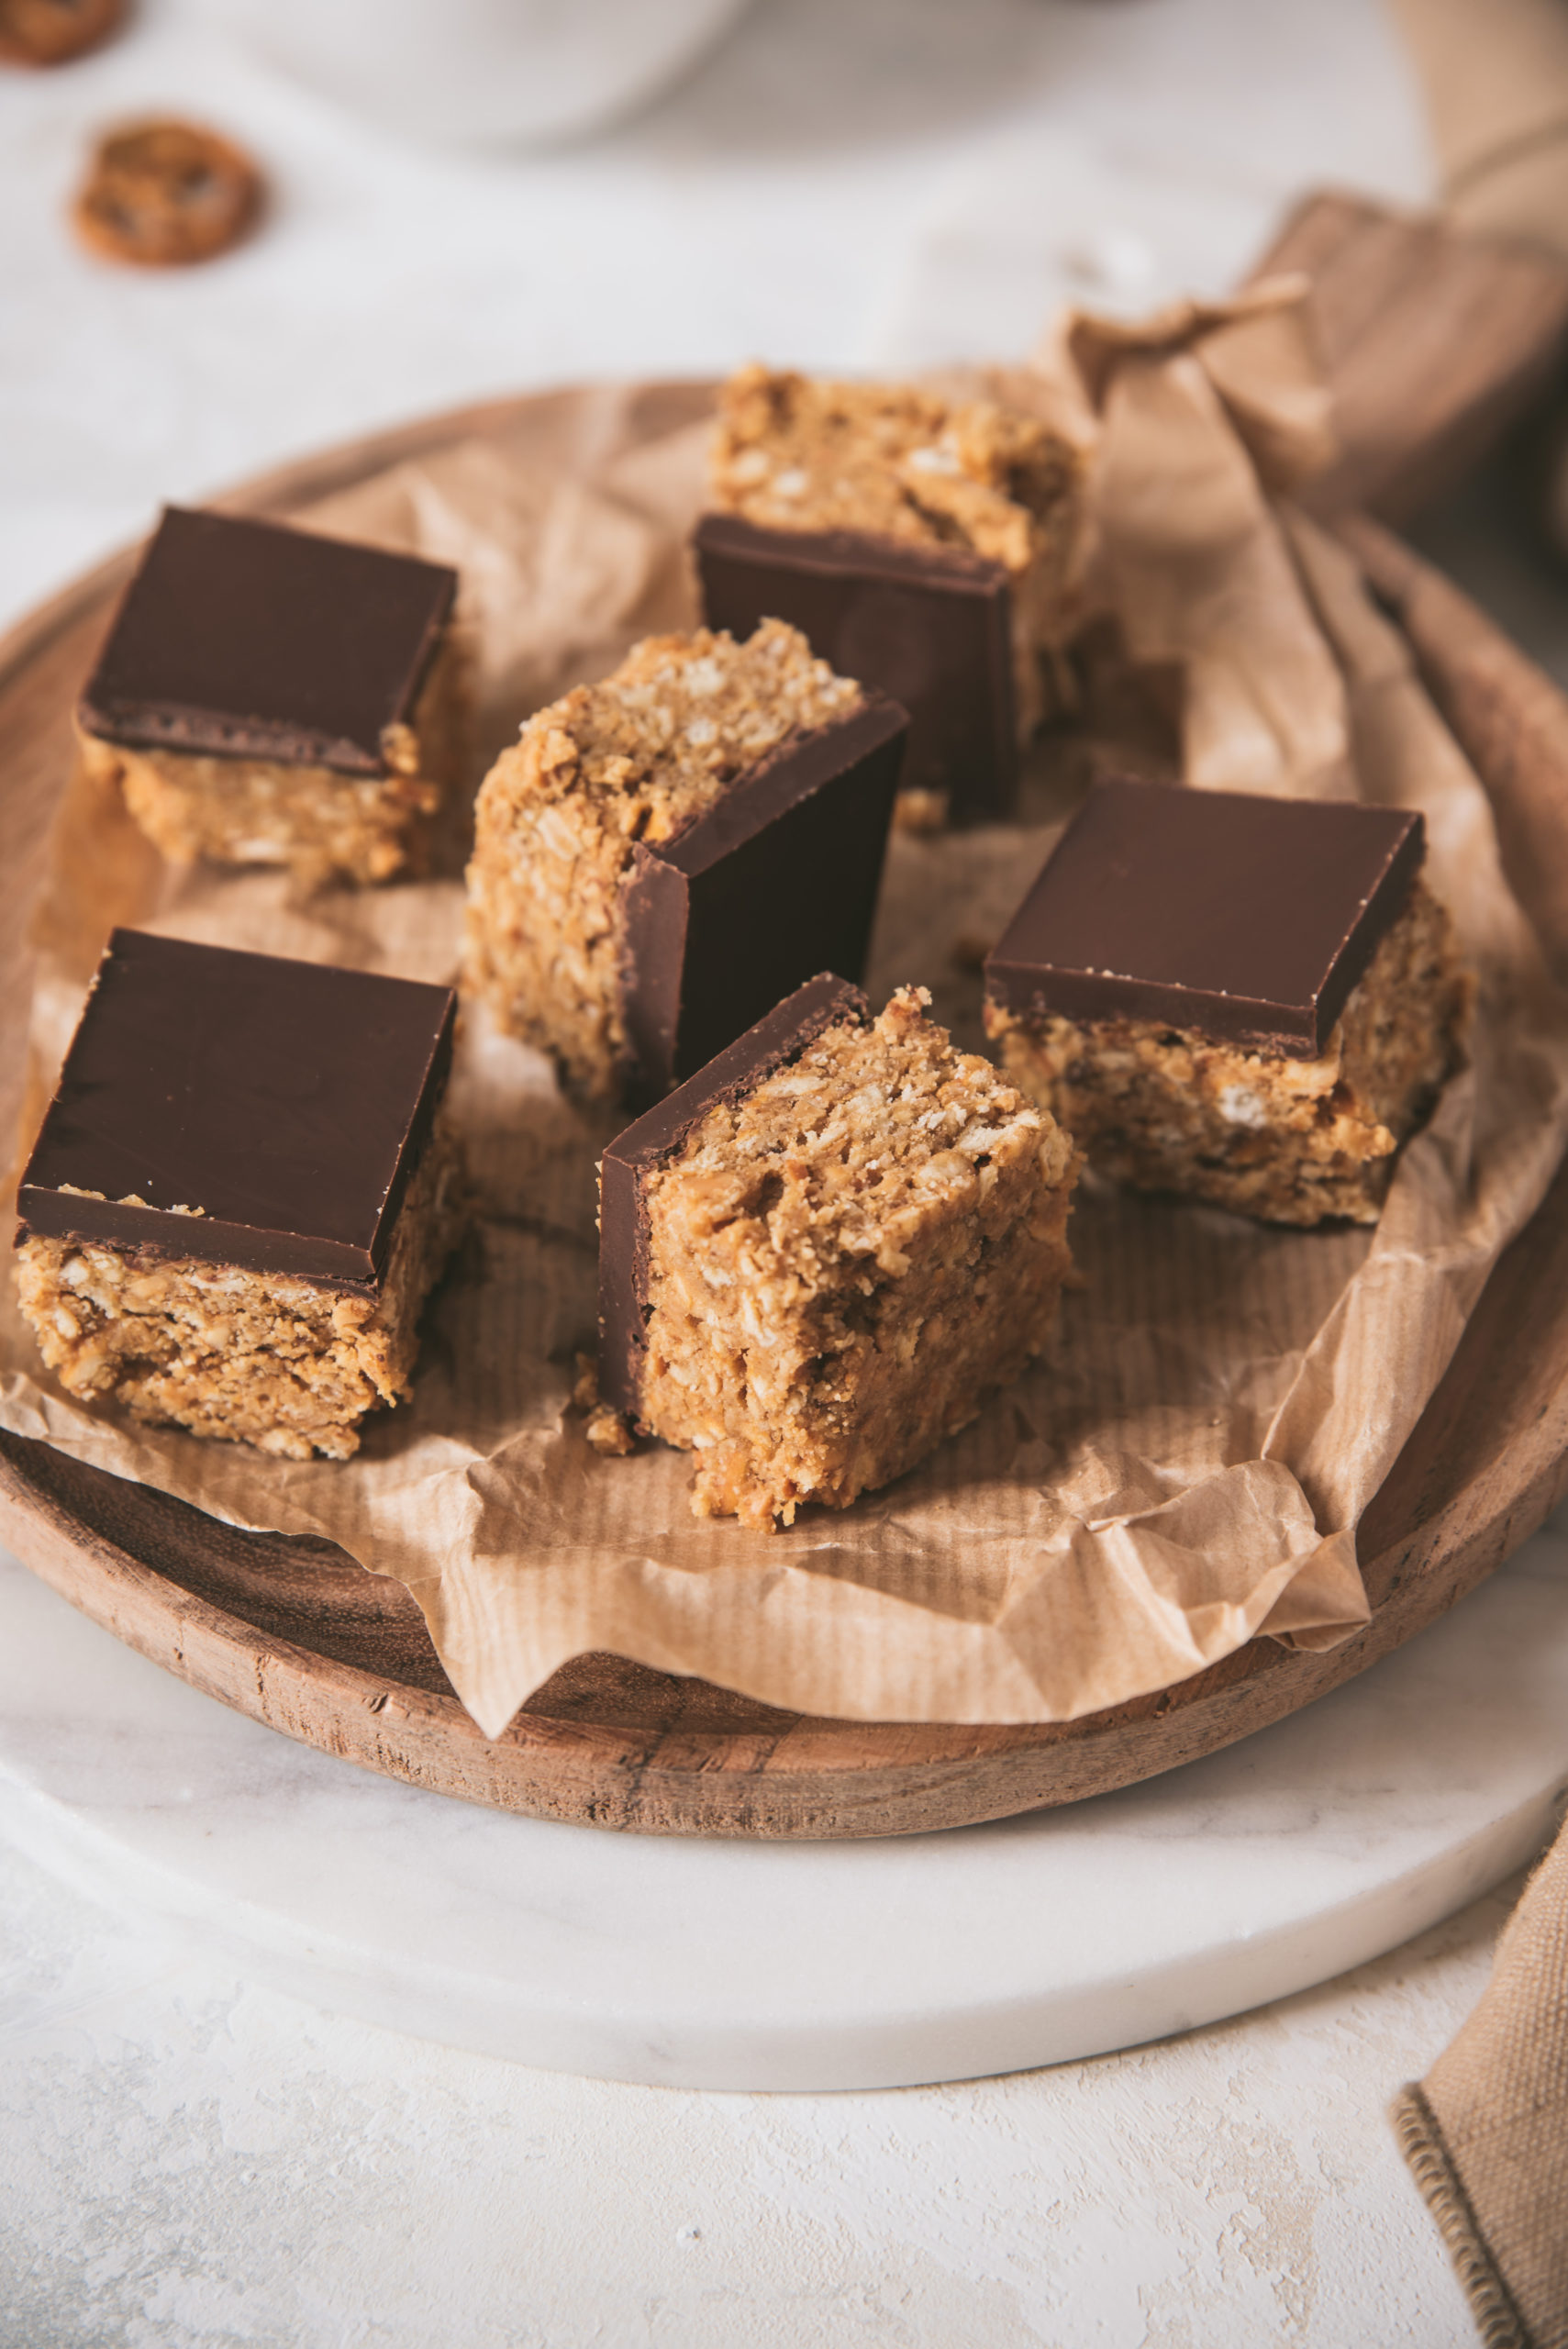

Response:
(696, 365), (1084, 822)
(463, 620), (906, 1108)
(78, 507), (463, 886)
(16, 930), (465, 1457)
(600, 974), (1078, 1530)
(984, 779), (1468, 1225)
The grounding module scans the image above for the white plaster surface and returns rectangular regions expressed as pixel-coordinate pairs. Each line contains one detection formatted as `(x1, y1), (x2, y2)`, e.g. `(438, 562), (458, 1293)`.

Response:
(0, 1794), (1502, 2346)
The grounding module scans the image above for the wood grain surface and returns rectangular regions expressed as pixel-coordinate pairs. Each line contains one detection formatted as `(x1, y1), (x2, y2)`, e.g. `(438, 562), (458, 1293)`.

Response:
(1253, 187), (1568, 522)
(4, 197), (1568, 1837)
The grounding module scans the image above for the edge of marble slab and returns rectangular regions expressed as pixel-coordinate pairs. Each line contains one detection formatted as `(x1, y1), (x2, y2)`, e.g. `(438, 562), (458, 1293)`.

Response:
(1, 1764), (1562, 2092)
(5, 1525), (1568, 2091)
(6, 1747), (1558, 2095)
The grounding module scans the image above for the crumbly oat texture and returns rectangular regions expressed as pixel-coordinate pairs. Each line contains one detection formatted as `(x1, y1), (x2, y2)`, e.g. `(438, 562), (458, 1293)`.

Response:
(463, 619), (861, 1099)
(636, 985), (1078, 1531)
(986, 882), (1468, 1227)
(85, 631), (465, 889)
(709, 363), (1086, 734)
(710, 364), (1079, 579)
(572, 1352), (635, 1458)
(16, 1125), (465, 1460)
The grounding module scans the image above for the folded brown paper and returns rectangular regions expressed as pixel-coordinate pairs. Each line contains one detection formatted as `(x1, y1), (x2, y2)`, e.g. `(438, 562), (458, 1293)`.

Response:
(4, 306), (1568, 1740)
(1394, 1813), (1568, 2349)
(1048, 279), (1351, 796)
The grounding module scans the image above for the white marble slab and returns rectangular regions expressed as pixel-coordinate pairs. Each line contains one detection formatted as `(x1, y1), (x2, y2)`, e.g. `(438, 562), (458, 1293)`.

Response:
(3, 1511), (1566, 2093)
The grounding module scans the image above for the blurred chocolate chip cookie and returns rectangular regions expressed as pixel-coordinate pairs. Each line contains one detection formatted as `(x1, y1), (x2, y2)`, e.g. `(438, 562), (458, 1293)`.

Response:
(72, 117), (263, 266)
(0, 0), (124, 66)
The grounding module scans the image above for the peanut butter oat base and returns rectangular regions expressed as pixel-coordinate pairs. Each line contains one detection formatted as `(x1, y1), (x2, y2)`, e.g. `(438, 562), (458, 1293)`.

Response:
(639, 986), (1077, 1530)
(17, 1126), (465, 1461)
(709, 362), (1080, 578)
(82, 629), (466, 890)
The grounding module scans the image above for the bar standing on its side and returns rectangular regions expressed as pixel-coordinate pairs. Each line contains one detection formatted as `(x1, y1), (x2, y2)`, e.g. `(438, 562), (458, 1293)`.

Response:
(463, 619), (906, 1108)
(599, 974), (1079, 1530)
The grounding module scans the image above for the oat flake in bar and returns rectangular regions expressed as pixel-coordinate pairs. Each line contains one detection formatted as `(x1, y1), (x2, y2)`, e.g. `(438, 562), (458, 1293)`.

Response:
(984, 778), (1470, 1226)
(16, 930), (465, 1459)
(78, 507), (463, 887)
(600, 974), (1078, 1531)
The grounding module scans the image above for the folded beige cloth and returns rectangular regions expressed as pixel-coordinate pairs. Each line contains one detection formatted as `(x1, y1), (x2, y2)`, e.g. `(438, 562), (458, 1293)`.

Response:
(1393, 1817), (1568, 2347)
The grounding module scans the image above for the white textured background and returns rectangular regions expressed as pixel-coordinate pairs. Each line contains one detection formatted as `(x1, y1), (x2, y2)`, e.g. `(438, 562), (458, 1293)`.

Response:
(0, 1), (1532, 2341)
(0, 1836), (1504, 2345)
(0, 0), (1430, 633)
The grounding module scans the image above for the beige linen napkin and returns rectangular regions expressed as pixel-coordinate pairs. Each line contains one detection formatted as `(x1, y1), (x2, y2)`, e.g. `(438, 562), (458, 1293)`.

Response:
(1393, 1816), (1568, 2349)
(1388, 6), (1568, 2335)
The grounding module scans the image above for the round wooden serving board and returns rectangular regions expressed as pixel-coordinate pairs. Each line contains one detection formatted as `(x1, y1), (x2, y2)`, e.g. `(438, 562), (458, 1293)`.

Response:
(5, 393), (1568, 1841)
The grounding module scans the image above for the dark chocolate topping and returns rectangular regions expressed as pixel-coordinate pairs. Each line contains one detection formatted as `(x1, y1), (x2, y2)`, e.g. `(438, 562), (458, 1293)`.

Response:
(695, 512), (1016, 822)
(613, 695), (905, 1109)
(598, 973), (868, 1421)
(79, 507), (458, 776)
(17, 928), (456, 1289)
(984, 778), (1425, 1058)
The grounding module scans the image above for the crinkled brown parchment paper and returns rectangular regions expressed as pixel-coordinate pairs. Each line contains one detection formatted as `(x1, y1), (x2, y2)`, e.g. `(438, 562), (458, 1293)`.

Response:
(5, 297), (1568, 1738)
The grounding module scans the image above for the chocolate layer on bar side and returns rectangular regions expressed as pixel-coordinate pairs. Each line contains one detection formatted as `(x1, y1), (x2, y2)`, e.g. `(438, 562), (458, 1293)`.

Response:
(17, 929), (457, 1291)
(985, 779), (1426, 1058)
(79, 507), (458, 777)
(614, 695), (905, 1108)
(598, 973), (868, 1422)
(694, 512), (1016, 823)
